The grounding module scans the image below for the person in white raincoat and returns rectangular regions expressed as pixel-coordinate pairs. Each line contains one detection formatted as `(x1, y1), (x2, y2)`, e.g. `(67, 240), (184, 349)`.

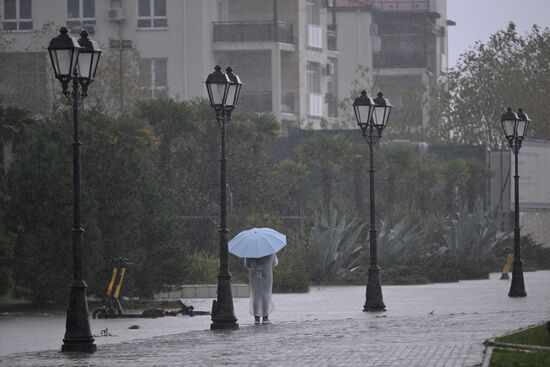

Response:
(244, 253), (278, 324)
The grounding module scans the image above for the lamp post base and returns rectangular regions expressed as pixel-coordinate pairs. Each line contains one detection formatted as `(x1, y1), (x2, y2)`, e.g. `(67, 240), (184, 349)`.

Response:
(363, 266), (386, 312)
(62, 340), (97, 353)
(210, 320), (240, 330)
(508, 260), (527, 297)
(62, 281), (96, 352)
(210, 274), (239, 330)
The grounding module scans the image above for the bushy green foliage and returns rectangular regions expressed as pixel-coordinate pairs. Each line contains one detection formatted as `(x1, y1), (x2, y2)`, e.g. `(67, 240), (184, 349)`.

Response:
(183, 252), (219, 284)
(0, 266), (11, 295)
(519, 235), (550, 271)
(5, 108), (187, 303)
(4, 89), (546, 304)
(273, 234), (312, 293)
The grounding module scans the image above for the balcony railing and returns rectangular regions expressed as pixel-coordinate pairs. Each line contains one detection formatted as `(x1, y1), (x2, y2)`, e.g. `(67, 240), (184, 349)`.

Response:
(238, 91), (296, 114)
(373, 51), (427, 68)
(240, 91), (272, 113)
(213, 21), (293, 44)
(367, 0), (430, 12)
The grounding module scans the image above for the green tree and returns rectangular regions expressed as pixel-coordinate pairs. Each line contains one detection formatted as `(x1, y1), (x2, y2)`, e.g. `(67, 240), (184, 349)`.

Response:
(297, 133), (353, 211)
(430, 23), (550, 148)
(5, 108), (187, 303)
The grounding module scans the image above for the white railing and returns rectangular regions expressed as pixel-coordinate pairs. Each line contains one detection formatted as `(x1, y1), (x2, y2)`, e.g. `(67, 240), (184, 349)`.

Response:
(307, 24), (322, 49)
(309, 93), (323, 117)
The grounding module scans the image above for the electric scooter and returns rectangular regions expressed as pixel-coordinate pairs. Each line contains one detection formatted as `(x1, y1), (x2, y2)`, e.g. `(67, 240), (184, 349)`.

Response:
(92, 257), (209, 319)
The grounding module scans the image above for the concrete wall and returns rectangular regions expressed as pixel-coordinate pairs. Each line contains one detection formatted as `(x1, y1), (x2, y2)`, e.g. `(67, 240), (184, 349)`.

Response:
(335, 8), (374, 102)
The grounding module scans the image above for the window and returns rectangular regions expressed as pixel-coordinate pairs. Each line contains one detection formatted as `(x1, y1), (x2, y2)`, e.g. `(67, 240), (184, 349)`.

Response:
(2, 0), (32, 31)
(306, 0), (319, 25)
(306, 0), (321, 48)
(140, 58), (168, 98)
(137, 0), (167, 29)
(307, 62), (320, 93)
(307, 62), (322, 117)
(66, 0), (96, 34)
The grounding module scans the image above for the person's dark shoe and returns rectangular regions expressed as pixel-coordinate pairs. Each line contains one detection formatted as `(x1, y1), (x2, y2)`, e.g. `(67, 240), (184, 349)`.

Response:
(254, 317), (261, 325)
(262, 316), (270, 324)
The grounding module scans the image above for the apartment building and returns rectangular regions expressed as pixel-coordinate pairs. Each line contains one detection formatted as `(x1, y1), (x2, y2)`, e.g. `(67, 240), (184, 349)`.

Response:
(0, 0), (448, 133)
(0, 0), (221, 114)
(0, 0), (338, 131)
(214, 0), (338, 130)
(335, 0), (451, 133)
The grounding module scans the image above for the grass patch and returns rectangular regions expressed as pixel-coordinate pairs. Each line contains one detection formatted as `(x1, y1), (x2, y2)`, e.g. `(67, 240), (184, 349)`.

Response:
(490, 348), (550, 367)
(496, 324), (550, 347)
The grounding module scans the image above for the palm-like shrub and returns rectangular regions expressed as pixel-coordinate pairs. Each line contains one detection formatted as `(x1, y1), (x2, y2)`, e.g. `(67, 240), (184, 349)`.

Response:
(311, 206), (366, 282)
(441, 197), (509, 278)
(377, 219), (425, 265)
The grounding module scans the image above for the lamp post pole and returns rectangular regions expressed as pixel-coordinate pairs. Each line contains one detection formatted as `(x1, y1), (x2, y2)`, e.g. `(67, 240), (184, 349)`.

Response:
(206, 66), (242, 330)
(62, 67), (96, 352)
(364, 123), (385, 312)
(353, 91), (391, 312)
(48, 28), (101, 352)
(500, 107), (529, 297)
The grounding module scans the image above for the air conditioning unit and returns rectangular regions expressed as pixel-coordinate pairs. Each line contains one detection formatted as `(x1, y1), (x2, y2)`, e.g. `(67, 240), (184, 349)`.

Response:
(108, 7), (125, 22)
(325, 62), (335, 75)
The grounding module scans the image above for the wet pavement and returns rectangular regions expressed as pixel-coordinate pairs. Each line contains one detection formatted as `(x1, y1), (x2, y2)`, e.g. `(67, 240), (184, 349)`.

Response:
(1, 271), (549, 366)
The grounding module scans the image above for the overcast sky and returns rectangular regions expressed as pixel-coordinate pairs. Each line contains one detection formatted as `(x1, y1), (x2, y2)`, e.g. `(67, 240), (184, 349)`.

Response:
(447, 0), (550, 68)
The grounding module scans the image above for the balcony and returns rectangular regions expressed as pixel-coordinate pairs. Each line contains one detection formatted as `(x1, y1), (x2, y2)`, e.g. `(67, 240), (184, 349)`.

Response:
(373, 51), (427, 68)
(213, 21), (293, 44)
(368, 0), (430, 12)
(239, 91), (296, 114)
(327, 24), (337, 51)
(282, 92), (295, 114)
(240, 91), (272, 113)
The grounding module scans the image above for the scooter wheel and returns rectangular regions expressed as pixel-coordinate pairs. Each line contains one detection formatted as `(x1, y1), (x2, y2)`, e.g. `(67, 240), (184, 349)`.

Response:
(93, 308), (108, 319)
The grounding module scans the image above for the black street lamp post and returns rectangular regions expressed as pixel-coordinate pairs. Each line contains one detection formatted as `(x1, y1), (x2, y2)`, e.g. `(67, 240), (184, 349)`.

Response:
(353, 91), (392, 312)
(501, 107), (530, 298)
(205, 65), (242, 330)
(48, 27), (101, 353)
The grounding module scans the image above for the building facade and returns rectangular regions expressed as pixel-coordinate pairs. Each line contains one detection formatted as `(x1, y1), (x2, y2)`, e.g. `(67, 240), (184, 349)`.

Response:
(335, 0), (451, 134)
(0, 0), (220, 114)
(0, 0), (449, 133)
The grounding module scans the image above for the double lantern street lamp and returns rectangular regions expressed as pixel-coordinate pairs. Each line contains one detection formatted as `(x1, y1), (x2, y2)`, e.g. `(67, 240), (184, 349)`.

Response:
(47, 27), (101, 352)
(353, 90), (392, 312)
(501, 107), (530, 298)
(205, 65), (243, 330)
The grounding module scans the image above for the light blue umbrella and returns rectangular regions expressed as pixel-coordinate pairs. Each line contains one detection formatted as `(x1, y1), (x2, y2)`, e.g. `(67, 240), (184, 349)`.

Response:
(228, 227), (287, 258)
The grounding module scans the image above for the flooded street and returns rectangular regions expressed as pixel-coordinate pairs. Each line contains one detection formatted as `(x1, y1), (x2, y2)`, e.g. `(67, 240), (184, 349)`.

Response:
(1, 271), (549, 366)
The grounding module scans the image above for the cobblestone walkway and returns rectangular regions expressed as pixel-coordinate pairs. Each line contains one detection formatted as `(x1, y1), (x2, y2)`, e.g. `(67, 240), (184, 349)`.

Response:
(1, 271), (549, 366)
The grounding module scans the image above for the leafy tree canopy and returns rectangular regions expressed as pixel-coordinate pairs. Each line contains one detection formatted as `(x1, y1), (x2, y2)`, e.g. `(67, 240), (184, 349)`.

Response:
(430, 23), (550, 148)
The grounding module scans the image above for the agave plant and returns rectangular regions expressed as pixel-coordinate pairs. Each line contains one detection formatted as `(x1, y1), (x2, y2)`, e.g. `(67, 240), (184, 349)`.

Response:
(442, 197), (509, 261)
(311, 206), (366, 282)
(376, 219), (425, 265)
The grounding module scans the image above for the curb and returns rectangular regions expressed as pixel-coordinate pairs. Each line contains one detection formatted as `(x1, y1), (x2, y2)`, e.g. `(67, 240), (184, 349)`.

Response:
(485, 340), (550, 353)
